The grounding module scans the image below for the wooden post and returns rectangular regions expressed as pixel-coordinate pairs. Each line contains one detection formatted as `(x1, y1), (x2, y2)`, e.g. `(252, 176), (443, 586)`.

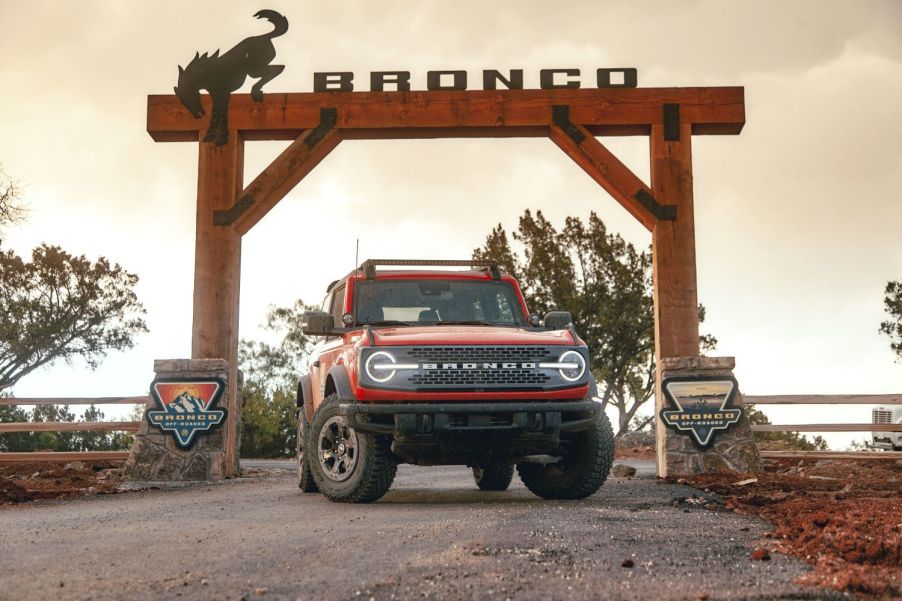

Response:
(193, 130), (243, 477)
(650, 120), (700, 477)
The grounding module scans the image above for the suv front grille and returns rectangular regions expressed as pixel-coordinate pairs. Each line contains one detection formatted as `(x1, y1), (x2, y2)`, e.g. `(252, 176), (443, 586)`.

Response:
(406, 346), (552, 363)
(873, 409), (892, 424)
(360, 345), (587, 391)
(408, 369), (551, 387)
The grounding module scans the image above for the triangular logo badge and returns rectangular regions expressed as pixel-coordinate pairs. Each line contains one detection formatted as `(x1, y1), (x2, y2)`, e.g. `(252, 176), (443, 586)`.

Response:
(146, 378), (227, 449)
(660, 377), (742, 448)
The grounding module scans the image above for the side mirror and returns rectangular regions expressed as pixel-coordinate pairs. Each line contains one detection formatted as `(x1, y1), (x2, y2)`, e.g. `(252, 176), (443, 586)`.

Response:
(544, 310), (573, 330)
(302, 311), (336, 336)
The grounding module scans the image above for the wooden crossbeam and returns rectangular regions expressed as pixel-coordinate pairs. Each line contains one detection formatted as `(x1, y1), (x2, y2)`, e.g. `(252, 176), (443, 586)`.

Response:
(550, 119), (665, 231)
(226, 120), (342, 236)
(147, 88), (745, 142)
(0, 421), (141, 433)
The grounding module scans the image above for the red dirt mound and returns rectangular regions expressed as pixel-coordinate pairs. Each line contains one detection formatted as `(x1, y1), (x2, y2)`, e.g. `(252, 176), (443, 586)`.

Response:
(0, 461), (122, 504)
(671, 459), (902, 599)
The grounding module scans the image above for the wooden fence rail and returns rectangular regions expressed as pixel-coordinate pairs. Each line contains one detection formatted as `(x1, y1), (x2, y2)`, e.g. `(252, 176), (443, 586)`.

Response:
(745, 394), (902, 406)
(0, 396), (148, 463)
(0, 397), (149, 406)
(746, 393), (902, 460)
(0, 421), (141, 433)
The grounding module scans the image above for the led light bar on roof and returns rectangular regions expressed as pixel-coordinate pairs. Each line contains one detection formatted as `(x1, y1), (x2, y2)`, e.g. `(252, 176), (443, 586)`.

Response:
(359, 259), (502, 280)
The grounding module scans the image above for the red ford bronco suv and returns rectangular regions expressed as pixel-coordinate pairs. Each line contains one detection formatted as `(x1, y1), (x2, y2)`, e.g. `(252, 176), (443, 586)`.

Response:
(297, 259), (614, 503)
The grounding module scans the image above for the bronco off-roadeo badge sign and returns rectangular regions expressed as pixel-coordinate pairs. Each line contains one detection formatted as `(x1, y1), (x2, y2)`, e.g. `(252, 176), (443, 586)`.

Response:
(147, 378), (227, 449)
(660, 377), (742, 449)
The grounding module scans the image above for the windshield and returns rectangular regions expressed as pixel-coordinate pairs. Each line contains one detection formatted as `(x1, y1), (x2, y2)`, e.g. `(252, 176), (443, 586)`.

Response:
(354, 279), (526, 326)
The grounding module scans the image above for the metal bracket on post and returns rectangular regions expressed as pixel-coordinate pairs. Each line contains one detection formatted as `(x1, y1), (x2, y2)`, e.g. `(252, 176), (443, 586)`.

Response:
(635, 189), (677, 221)
(663, 103), (681, 141)
(304, 108), (337, 149)
(213, 194), (253, 226)
(551, 105), (585, 144)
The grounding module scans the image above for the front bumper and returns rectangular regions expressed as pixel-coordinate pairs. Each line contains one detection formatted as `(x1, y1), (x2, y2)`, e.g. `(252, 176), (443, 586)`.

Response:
(340, 400), (599, 465)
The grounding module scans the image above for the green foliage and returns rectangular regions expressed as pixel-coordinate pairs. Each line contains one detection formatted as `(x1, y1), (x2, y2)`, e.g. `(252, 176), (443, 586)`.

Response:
(746, 406), (828, 451)
(0, 403), (132, 452)
(238, 301), (315, 458)
(880, 279), (902, 360)
(474, 209), (715, 435)
(240, 384), (297, 458)
(239, 299), (316, 394)
(0, 244), (148, 391)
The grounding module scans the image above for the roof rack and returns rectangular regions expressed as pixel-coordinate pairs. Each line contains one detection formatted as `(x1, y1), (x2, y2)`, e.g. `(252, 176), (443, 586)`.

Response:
(358, 259), (502, 281)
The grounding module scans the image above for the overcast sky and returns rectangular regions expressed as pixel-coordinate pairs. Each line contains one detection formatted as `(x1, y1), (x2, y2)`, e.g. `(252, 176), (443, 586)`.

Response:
(1, 1), (900, 447)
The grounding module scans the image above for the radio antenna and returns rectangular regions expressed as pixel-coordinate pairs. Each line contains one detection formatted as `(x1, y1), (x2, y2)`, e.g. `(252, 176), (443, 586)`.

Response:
(354, 238), (359, 270)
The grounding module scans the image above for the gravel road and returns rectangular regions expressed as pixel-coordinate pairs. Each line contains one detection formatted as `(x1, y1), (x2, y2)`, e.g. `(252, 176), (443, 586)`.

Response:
(0, 461), (838, 601)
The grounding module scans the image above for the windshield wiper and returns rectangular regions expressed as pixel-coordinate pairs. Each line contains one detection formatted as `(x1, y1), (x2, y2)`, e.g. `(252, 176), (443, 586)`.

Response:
(433, 320), (495, 326)
(359, 320), (415, 327)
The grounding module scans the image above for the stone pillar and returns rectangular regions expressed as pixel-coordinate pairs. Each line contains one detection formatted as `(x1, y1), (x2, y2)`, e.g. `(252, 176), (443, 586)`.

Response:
(123, 359), (239, 481)
(658, 356), (762, 476)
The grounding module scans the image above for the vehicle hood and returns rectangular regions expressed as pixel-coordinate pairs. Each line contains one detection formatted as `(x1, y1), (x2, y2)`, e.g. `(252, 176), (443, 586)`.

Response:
(370, 325), (580, 346)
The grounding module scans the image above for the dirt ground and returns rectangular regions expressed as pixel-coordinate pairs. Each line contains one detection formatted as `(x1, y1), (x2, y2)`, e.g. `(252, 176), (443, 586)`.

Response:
(615, 431), (656, 461)
(4, 451), (899, 599)
(670, 457), (902, 600)
(0, 461), (121, 503)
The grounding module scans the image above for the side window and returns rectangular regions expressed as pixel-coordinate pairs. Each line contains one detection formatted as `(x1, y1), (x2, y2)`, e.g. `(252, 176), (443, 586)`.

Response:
(330, 285), (346, 325)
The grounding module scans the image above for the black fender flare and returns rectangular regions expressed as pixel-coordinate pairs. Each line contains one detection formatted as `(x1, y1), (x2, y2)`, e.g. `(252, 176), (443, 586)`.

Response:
(296, 375), (313, 408)
(587, 374), (599, 400)
(324, 365), (357, 401)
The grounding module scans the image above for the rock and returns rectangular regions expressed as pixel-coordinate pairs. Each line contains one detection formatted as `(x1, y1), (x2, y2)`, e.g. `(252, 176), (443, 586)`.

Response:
(63, 461), (86, 471)
(621, 559), (634, 568)
(750, 548), (771, 561)
(255, 587), (268, 596)
(612, 464), (637, 478)
(0, 479), (30, 504)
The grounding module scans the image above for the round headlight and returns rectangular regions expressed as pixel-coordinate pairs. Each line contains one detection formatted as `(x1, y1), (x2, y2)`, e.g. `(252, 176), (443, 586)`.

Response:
(365, 351), (397, 383)
(558, 350), (586, 382)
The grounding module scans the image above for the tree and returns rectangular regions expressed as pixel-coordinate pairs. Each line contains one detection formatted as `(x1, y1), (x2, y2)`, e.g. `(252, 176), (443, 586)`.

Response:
(474, 209), (715, 436)
(239, 299), (316, 394)
(879, 279), (902, 360)
(238, 300), (315, 458)
(0, 244), (148, 391)
(747, 406), (828, 451)
(0, 399), (31, 452)
(0, 166), (25, 237)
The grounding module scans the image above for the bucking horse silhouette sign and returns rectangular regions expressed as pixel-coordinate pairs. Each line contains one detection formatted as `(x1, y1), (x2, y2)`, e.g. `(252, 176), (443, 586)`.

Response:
(174, 9), (288, 145)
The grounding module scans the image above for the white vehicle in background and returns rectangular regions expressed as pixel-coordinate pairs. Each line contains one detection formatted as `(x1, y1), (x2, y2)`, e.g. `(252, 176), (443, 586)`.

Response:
(871, 405), (902, 450)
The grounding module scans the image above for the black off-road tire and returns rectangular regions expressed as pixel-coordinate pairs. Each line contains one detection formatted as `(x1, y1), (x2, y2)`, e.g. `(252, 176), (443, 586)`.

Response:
(308, 394), (397, 503)
(516, 408), (614, 500)
(472, 462), (515, 491)
(296, 407), (318, 493)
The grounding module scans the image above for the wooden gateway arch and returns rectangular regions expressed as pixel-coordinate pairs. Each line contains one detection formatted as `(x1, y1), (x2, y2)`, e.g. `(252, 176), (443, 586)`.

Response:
(147, 86), (745, 476)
